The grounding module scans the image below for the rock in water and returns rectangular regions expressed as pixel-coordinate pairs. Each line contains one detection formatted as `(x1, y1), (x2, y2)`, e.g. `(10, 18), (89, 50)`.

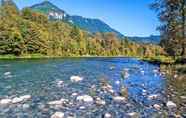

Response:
(51, 112), (64, 118)
(166, 101), (177, 109)
(4, 72), (11, 76)
(0, 99), (12, 105)
(76, 95), (93, 103)
(113, 96), (126, 102)
(153, 104), (161, 110)
(104, 113), (112, 118)
(127, 112), (139, 118)
(70, 76), (83, 82)
(12, 97), (23, 104)
(20, 95), (31, 100)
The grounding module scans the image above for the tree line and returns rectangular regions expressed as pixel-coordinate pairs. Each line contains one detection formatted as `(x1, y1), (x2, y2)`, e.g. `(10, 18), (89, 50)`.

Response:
(151, 0), (186, 59)
(0, 4), (165, 57)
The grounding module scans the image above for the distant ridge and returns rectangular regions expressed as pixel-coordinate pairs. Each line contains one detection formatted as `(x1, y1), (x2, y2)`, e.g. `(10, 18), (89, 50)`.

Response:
(30, 1), (124, 37)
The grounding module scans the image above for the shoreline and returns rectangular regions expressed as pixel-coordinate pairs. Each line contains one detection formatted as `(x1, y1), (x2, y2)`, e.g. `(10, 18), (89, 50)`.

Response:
(0, 54), (175, 64)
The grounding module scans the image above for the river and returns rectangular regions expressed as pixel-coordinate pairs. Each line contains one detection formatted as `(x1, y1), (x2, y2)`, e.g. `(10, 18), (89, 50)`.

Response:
(0, 58), (180, 118)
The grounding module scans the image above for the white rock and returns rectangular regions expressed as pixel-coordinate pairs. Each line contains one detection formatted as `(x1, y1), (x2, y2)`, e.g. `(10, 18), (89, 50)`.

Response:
(51, 112), (64, 118)
(71, 93), (78, 96)
(104, 113), (112, 118)
(148, 94), (158, 100)
(70, 76), (83, 82)
(127, 112), (139, 118)
(79, 106), (86, 110)
(153, 104), (161, 110)
(48, 100), (63, 105)
(166, 101), (177, 109)
(76, 95), (93, 103)
(20, 95), (31, 100)
(4, 72), (11, 76)
(12, 97), (23, 104)
(57, 80), (64, 87)
(0, 99), (12, 105)
(22, 104), (30, 109)
(113, 96), (126, 102)
(95, 97), (106, 105)
(115, 81), (120, 85)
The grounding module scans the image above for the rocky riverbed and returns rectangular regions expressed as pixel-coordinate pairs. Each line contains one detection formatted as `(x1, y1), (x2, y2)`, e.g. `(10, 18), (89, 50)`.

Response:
(0, 58), (184, 118)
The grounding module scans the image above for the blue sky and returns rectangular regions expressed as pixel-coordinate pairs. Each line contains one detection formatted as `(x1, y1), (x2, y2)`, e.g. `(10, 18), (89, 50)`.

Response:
(14, 0), (159, 37)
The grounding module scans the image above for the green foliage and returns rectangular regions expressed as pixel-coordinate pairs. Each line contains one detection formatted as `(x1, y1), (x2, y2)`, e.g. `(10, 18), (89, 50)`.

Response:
(151, 0), (186, 58)
(0, 4), (165, 58)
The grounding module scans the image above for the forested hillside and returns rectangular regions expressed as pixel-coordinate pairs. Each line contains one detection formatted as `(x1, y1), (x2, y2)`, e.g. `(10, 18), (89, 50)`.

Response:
(0, 3), (165, 58)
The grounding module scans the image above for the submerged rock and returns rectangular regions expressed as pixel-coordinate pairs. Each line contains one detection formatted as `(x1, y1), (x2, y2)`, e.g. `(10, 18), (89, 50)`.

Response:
(0, 99), (12, 105)
(121, 69), (130, 79)
(51, 112), (64, 118)
(147, 94), (159, 100)
(76, 95), (93, 103)
(12, 97), (23, 104)
(113, 96), (126, 103)
(4, 72), (11, 76)
(153, 104), (161, 110)
(48, 98), (69, 106)
(104, 113), (112, 118)
(166, 101), (177, 109)
(70, 76), (83, 82)
(127, 112), (139, 118)
(95, 97), (106, 106)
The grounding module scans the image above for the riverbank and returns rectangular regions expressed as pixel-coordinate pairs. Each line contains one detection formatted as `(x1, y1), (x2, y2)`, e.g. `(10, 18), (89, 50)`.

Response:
(0, 54), (174, 63)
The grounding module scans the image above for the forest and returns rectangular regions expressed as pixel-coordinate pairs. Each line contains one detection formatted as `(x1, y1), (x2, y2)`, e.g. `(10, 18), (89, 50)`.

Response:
(0, 3), (165, 59)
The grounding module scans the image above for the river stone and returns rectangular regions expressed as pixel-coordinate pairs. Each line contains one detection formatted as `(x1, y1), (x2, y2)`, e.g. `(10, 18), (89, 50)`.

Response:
(127, 112), (139, 118)
(95, 97), (106, 105)
(4, 72), (11, 76)
(22, 104), (30, 109)
(76, 95), (93, 103)
(70, 76), (83, 82)
(104, 113), (112, 118)
(20, 95), (31, 100)
(113, 96), (126, 102)
(148, 94), (158, 100)
(48, 100), (63, 105)
(153, 104), (161, 110)
(0, 99), (12, 105)
(51, 112), (64, 118)
(12, 97), (23, 104)
(166, 101), (177, 109)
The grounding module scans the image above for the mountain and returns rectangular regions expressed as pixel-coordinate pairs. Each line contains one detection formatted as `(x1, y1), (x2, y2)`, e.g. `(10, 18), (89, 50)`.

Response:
(0, 0), (18, 9)
(29, 1), (124, 37)
(128, 35), (161, 44)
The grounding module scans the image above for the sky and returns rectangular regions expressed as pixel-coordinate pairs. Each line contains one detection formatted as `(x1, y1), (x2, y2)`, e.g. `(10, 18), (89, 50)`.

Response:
(13, 0), (160, 37)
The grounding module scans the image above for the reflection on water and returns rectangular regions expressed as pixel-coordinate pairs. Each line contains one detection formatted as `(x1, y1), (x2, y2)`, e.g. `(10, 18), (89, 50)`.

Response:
(0, 58), (183, 117)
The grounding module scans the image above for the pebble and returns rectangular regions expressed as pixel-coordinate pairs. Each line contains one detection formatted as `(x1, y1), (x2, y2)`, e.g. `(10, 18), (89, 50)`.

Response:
(0, 99), (12, 105)
(76, 95), (93, 103)
(127, 112), (139, 118)
(20, 95), (31, 100)
(12, 97), (23, 104)
(51, 112), (64, 118)
(4, 72), (11, 76)
(95, 97), (106, 105)
(113, 96), (126, 102)
(148, 94), (158, 100)
(153, 104), (161, 110)
(70, 76), (83, 82)
(166, 101), (177, 109)
(104, 113), (112, 118)
(115, 81), (120, 85)
(22, 104), (30, 109)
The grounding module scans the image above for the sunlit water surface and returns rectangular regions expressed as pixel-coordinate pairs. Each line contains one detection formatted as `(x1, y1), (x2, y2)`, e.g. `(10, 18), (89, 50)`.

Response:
(0, 58), (167, 118)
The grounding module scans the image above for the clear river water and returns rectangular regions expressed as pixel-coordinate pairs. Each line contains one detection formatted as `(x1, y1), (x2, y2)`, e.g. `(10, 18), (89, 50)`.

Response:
(0, 58), (169, 118)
